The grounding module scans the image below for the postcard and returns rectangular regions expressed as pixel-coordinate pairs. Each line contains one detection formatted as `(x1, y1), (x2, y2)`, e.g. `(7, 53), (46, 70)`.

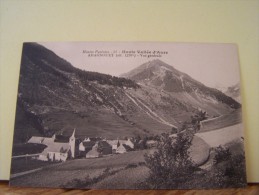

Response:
(9, 42), (246, 189)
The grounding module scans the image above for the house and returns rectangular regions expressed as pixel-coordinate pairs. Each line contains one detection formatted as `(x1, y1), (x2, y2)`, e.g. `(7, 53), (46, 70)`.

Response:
(97, 141), (112, 155)
(12, 143), (47, 156)
(85, 143), (101, 158)
(106, 140), (120, 153)
(27, 136), (45, 144)
(27, 129), (76, 162)
(116, 144), (127, 154)
(79, 139), (96, 157)
(123, 139), (134, 149)
(40, 142), (70, 162)
(114, 140), (133, 154)
(115, 142), (133, 154)
(82, 140), (112, 158)
(106, 138), (135, 153)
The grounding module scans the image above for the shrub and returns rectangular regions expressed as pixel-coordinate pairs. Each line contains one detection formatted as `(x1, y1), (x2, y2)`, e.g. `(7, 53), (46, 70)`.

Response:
(125, 163), (138, 169)
(171, 127), (178, 134)
(63, 167), (121, 188)
(224, 153), (247, 187)
(214, 145), (231, 164)
(138, 162), (146, 166)
(143, 132), (196, 189)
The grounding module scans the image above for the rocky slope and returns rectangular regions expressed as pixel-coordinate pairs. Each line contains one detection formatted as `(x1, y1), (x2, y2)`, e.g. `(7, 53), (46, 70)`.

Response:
(122, 59), (240, 120)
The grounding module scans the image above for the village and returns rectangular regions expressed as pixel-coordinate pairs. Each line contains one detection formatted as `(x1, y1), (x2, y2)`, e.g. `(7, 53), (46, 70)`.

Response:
(15, 110), (207, 164)
(26, 129), (155, 162)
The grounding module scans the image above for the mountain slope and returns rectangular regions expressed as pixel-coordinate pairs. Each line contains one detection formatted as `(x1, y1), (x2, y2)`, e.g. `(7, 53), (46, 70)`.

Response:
(13, 44), (241, 143)
(122, 59), (240, 121)
(14, 44), (173, 142)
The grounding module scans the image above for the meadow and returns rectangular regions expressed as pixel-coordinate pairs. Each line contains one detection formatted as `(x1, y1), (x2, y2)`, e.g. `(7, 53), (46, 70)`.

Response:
(10, 150), (153, 188)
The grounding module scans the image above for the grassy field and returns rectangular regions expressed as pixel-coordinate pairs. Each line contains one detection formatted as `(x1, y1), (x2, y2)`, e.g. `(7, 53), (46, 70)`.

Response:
(10, 158), (57, 174)
(42, 109), (146, 139)
(53, 149), (152, 171)
(10, 150), (153, 188)
(91, 135), (210, 189)
(10, 135), (212, 189)
(199, 109), (242, 133)
(91, 165), (149, 189)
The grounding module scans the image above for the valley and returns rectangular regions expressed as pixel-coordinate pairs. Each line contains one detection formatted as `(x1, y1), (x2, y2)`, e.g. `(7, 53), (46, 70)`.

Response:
(13, 43), (241, 143)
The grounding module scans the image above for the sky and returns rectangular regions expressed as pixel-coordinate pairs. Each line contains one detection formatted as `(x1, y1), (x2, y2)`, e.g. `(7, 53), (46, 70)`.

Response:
(39, 42), (241, 89)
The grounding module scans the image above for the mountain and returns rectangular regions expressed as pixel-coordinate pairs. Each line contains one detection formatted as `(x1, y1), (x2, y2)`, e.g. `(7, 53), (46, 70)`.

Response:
(224, 83), (241, 103)
(14, 43), (170, 142)
(121, 59), (240, 118)
(13, 43), (240, 143)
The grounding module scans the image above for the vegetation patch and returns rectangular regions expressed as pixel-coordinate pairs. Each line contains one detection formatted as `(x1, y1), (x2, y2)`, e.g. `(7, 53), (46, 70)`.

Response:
(63, 167), (123, 188)
(141, 132), (198, 189)
(213, 145), (231, 164)
(11, 158), (57, 174)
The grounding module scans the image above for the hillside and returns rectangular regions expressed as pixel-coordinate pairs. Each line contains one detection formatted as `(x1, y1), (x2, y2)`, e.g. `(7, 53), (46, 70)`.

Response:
(13, 43), (241, 143)
(122, 59), (240, 122)
(14, 43), (171, 142)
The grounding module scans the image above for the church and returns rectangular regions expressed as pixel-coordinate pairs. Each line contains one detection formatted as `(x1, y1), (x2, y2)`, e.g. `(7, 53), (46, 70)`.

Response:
(27, 129), (76, 162)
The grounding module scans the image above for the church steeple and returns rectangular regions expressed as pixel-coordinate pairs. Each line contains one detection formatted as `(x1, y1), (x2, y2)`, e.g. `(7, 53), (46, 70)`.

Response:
(71, 128), (75, 138)
(69, 128), (76, 158)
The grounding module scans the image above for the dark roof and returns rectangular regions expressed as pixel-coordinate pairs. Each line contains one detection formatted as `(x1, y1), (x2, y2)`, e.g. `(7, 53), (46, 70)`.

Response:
(98, 141), (112, 148)
(89, 137), (102, 142)
(12, 143), (47, 156)
(82, 141), (96, 148)
(123, 144), (133, 151)
(54, 135), (70, 143)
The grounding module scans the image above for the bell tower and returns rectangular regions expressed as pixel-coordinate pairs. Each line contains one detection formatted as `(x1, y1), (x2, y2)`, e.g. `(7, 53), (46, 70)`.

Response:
(69, 128), (76, 158)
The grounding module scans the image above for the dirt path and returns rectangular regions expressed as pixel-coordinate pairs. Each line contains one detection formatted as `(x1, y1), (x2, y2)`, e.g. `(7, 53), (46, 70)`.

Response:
(10, 168), (43, 179)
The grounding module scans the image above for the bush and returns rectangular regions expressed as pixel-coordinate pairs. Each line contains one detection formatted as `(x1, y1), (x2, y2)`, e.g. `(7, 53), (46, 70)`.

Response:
(205, 146), (247, 188)
(138, 162), (146, 166)
(64, 167), (121, 188)
(224, 153), (247, 187)
(143, 132), (197, 189)
(125, 163), (138, 169)
(171, 127), (178, 134)
(214, 145), (231, 164)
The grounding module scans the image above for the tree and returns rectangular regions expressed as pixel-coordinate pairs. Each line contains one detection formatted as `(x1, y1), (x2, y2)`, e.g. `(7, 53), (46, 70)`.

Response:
(190, 109), (207, 132)
(191, 110), (207, 124)
(144, 132), (197, 189)
(212, 147), (246, 188)
(171, 127), (178, 134)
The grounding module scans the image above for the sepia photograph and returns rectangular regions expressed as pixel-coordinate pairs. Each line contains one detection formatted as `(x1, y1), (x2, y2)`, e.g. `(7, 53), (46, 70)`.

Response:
(9, 42), (246, 189)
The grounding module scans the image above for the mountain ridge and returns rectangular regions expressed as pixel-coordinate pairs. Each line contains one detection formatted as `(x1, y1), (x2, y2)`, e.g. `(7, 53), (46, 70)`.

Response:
(13, 43), (240, 143)
(121, 59), (240, 109)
